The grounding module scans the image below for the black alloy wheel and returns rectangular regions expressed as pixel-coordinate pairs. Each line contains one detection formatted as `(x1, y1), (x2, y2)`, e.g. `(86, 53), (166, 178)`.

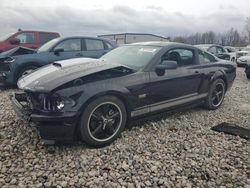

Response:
(211, 82), (225, 107)
(88, 102), (122, 142)
(204, 78), (226, 110)
(79, 95), (126, 147)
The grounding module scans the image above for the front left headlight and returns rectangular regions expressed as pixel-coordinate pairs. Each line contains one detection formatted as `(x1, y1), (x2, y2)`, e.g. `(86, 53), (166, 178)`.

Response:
(56, 98), (65, 111)
(55, 96), (76, 111)
(38, 94), (76, 112)
(3, 57), (15, 63)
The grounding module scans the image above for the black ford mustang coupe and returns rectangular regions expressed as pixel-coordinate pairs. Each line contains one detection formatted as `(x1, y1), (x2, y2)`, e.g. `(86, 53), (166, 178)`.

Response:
(11, 42), (236, 147)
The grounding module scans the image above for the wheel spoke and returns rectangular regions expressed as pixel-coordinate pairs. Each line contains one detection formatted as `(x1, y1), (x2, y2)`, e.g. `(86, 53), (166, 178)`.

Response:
(91, 112), (101, 121)
(92, 124), (103, 136)
(109, 112), (119, 119)
(217, 91), (222, 95)
(106, 125), (116, 134)
(216, 93), (220, 100)
(211, 96), (216, 101)
(101, 104), (110, 116)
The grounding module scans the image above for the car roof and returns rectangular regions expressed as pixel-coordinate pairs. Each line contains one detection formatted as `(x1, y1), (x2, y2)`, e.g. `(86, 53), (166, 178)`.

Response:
(128, 41), (195, 48)
(195, 44), (224, 48)
(56, 36), (115, 43)
(17, 30), (59, 34)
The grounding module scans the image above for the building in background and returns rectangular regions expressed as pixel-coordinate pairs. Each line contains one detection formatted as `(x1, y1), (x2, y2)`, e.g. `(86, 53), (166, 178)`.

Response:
(98, 33), (169, 45)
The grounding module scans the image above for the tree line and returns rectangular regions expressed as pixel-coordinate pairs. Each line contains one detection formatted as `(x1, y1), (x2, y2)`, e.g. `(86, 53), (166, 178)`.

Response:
(171, 17), (250, 47)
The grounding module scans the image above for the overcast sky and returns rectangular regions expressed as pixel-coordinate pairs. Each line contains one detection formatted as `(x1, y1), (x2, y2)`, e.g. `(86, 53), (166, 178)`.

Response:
(0, 0), (249, 37)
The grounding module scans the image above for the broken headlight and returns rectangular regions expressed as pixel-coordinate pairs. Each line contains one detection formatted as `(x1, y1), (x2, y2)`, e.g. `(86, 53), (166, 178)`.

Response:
(3, 57), (15, 63)
(38, 94), (75, 112)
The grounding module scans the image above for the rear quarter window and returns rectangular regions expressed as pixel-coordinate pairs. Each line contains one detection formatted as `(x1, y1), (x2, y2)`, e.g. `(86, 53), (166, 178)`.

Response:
(199, 51), (217, 64)
(40, 33), (58, 45)
(85, 39), (104, 51)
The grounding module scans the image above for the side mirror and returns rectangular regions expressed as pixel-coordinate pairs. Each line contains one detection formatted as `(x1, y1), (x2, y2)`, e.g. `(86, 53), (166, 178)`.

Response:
(155, 60), (177, 76)
(54, 48), (64, 56)
(9, 38), (20, 45)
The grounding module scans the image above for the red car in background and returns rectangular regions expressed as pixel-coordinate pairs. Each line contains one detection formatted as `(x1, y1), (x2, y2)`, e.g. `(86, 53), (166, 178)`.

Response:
(0, 29), (60, 53)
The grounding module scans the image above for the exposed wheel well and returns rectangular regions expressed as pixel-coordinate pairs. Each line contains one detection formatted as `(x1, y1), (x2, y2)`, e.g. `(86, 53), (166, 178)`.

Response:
(81, 92), (131, 119)
(15, 63), (40, 82)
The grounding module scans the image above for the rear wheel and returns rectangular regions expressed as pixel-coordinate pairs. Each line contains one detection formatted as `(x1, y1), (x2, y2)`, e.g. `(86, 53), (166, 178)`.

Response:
(247, 73), (250, 79)
(79, 95), (127, 147)
(204, 78), (226, 110)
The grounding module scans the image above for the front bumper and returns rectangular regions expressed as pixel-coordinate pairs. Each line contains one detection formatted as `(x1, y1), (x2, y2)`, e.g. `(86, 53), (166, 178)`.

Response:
(11, 92), (79, 145)
(0, 72), (8, 87)
(236, 59), (248, 66)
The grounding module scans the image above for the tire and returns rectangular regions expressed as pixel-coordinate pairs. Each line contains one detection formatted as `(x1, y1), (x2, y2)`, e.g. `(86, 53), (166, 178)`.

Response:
(79, 95), (127, 147)
(16, 65), (38, 82)
(204, 78), (226, 110)
(247, 74), (250, 79)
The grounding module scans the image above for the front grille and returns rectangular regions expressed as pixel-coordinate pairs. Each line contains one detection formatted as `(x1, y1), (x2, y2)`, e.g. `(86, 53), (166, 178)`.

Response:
(42, 95), (56, 111)
(0, 63), (10, 71)
(26, 92), (59, 112)
(24, 92), (63, 112)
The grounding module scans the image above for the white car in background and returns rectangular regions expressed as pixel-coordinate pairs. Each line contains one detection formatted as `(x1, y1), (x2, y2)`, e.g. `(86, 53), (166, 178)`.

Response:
(237, 52), (250, 66)
(236, 45), (250, 60)
(224, 46), (238, 62)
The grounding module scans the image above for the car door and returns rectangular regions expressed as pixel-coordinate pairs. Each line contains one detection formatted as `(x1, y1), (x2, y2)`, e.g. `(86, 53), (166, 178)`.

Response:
(197, 50), (220, 92)
(48, 38), (83, 62)
(146, 47), (203, 110)
(83, 38), (107, 58)
(216, 46), (230, 60)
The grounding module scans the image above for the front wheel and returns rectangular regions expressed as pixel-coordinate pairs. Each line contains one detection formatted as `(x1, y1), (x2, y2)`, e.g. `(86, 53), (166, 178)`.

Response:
(79, 95), (127, 147)
(204, 78), (226, 110)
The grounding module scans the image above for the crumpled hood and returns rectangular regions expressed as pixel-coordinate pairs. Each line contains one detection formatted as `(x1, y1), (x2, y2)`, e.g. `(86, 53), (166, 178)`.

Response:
(18, 58), (128, 92)
(0, 47), (36, 59)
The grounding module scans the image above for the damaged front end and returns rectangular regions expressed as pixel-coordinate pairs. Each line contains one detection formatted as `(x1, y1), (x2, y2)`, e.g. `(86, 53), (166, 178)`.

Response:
(11, 91), (79, 145)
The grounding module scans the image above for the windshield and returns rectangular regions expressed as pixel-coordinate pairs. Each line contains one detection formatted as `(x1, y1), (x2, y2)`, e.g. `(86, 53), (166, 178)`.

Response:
(101, 45), (162, 70)
(37, 38), (61, 52)
(0, 33), (14, 42)
(226, 47), (236, 52)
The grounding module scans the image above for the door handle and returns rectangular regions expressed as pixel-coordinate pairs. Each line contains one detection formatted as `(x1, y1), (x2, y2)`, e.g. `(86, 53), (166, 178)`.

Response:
(75, 53), (83, 57)
(194, 71), (199, 74)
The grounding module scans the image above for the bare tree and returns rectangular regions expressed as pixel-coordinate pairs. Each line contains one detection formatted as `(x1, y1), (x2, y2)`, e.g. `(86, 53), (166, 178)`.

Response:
(171, 27), (247, 46)
(245, 17), (250, 44)
(173, 36), (186, 43)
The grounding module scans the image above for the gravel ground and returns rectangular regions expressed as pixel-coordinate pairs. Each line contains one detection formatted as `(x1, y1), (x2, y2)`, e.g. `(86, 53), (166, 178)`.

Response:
(0, 68), (249, 188)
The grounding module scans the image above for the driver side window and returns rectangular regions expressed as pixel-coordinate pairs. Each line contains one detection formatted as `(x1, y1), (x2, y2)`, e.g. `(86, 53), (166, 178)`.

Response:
(217, 47), (225, 54)
(161, 48), (195, 67)
(54, 39), (81, 52)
